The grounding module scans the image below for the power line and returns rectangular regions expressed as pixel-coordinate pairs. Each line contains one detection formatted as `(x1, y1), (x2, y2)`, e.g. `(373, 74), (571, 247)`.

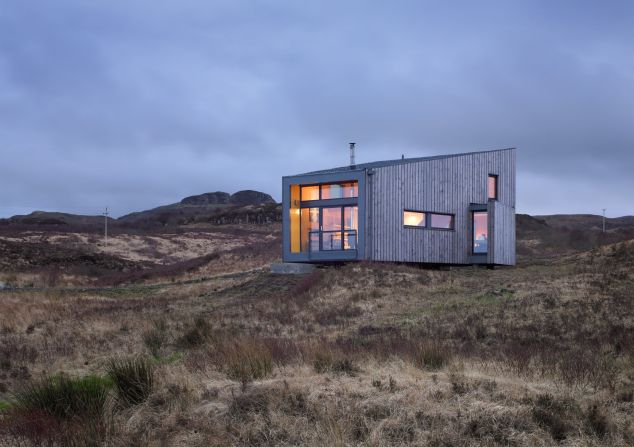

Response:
(602, 208), (606, 233)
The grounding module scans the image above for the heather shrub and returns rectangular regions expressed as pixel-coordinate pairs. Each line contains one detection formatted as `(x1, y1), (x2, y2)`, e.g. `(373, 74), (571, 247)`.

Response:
(531, 393), (580, 442)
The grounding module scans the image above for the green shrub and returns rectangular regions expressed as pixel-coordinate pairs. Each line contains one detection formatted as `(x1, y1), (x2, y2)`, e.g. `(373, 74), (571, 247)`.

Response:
(0, 401), (11, 412)
(13, 375), (112, 420)
(107, 357), (155, 406)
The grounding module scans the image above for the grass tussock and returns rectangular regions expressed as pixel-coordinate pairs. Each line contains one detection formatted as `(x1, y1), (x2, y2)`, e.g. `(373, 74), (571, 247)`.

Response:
(12, 375), (111, 420)
(412, 341), (450, 371)
(224, 338), (273, 385)
(107, 357), (155, 406)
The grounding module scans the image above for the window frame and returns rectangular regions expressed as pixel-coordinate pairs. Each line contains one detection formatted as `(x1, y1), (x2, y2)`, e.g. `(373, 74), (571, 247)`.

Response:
(429, 212), (455, 230)
(472, 211), (488, 255)
(487, 174), (498, 201)
(403, 210), (455, 231)
(403, 210), (426, 228)
(300, 181), (359, 202)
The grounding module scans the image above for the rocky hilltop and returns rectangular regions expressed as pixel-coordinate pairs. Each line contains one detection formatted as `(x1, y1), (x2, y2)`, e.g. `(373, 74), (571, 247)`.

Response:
(180, 190), (275, 206)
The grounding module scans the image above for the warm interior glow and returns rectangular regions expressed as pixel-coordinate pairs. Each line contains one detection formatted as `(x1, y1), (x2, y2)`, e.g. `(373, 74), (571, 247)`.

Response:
(488, 175), (497, 200)
(290, 185), (300, 253)
(300, 207), (319, 252)
(404, 210), (425, 227)
(473, 211), (488, 254)
(301, 185), (320, 201)
(342, 182), (358, 198)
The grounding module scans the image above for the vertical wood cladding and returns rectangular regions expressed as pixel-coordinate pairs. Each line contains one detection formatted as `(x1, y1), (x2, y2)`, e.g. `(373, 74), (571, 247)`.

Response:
(368, 148), (515, 265)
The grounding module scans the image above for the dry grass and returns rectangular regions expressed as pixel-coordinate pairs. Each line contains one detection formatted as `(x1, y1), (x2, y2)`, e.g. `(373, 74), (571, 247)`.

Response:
(1, 241), (634, 445)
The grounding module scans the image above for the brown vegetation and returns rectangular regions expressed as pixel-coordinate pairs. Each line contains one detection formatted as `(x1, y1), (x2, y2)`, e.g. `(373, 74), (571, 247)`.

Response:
(1, 238), (634, 445)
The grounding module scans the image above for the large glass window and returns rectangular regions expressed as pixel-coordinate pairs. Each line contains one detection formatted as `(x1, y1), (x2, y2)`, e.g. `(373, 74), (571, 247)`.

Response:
(300, 207), (319, 252)
(321, 184), (343, 200)
(488, 175), (498, 200)
(341, 182), (358, 198)
(301, 185), (320, 201)
(343, 206), (358, 249)
(473, 211), (488, 254)
(291, 181), (359, 254)
(322, 207), (342, 250)
(404, 210), (425, 227)
(430, 213), (454, 229)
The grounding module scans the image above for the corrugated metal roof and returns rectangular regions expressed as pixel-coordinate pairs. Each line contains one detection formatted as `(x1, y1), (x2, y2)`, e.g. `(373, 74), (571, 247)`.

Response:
(296, 147), (515, 176)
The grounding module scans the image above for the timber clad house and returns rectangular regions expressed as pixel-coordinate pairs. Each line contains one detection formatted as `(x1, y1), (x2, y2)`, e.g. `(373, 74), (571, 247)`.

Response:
(282, 147), (516, 266)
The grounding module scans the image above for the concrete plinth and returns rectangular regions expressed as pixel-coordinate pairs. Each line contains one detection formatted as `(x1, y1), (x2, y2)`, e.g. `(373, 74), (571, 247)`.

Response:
(270, 262), (316, 274)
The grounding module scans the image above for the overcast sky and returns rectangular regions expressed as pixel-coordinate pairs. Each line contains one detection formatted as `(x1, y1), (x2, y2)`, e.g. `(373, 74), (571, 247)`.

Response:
(1, 1), (633, 218)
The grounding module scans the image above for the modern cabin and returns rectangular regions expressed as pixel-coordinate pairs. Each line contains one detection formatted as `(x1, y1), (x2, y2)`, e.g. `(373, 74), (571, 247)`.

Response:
(282, 147), (516, 266)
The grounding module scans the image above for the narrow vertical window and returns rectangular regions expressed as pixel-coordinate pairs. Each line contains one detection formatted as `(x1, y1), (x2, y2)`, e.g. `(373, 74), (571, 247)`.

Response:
(488, 175), (498, 200)
(472, 211), (488, 254)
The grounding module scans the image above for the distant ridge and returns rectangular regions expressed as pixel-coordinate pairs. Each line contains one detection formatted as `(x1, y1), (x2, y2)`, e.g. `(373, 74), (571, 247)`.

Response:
(1, 190), (277, 227)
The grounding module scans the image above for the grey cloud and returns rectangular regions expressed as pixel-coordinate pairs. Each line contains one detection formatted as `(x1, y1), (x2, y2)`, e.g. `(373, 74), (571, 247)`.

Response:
(0, 0), (633, 217)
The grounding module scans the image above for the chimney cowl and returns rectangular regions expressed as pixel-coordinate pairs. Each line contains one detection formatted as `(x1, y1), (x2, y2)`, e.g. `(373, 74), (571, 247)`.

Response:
(349, 142), (356, 169)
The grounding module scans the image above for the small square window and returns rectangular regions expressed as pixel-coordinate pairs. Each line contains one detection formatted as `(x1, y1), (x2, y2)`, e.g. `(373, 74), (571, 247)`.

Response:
(488, 175), (498, 200)
(404, 210), (425, 227)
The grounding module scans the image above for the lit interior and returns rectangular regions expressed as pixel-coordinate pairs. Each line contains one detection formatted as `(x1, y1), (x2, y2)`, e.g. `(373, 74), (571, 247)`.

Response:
(404, 210), (425, 227)
(488, 175), (497, 200)
(290, 181), (359, 253)
(301, 185), (320, 201)
(473, 211), (488, 254)
(290, 185), (300, 253)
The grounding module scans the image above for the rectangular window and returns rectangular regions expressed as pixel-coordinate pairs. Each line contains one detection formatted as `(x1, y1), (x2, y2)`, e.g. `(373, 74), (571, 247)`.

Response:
(300, 207), (319, 252)
(300, 182), (358, 202)
(473, 211), (488, 254)
(343, 206), (358, 249)
(430, 213), (454, 229)
(321, 184), (343, 200)
(488, 175), (498, 200)
(404, 210), (425, 227)
(301, 185), (320, 201)
(341, 182), (358, 198)
(290, 185), (300, 253)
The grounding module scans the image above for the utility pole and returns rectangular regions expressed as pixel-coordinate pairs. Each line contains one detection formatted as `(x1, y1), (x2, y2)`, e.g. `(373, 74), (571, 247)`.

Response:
(602, 208), (606, 233)
(103, 207), (109, 247)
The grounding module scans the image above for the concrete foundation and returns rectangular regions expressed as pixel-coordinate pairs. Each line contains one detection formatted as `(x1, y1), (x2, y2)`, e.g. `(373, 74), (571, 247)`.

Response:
(270, 262), (316, 274)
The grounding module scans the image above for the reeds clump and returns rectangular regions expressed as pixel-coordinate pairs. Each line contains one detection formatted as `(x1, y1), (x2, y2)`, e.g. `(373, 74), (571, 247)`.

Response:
(412, 341), (450, 371)
(225, 338), (273, 385)
(107, 356), (155, 406)
(13, 374), (112, 420)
